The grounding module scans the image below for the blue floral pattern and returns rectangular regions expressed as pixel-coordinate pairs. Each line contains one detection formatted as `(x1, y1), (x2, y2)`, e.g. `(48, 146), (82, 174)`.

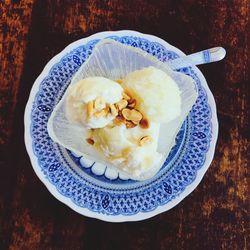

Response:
(30, 36), (212, 216)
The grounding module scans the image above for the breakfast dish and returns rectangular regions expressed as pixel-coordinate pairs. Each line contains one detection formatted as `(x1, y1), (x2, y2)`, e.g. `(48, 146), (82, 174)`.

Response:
(25, 31), (218, 222)
(47, 40), (197, 180)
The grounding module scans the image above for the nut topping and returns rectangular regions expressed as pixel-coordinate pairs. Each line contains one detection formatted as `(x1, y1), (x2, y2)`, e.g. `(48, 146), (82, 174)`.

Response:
(122, 92), (131, 100)
(94, 109), (107, 117)
(87, 100), (94, 117)
(139, 118), (149, 129)
(109, 103), (118, 116)
(122, 108), (142, 123)
(125, 120), (137, 128)
(139, 136), (152, 146)
(114, 115), (126, 126)
(116, 79), (123, 84)
(94, 96), (106, 110)
(116, 99), (128, 110)
(127, 99), (136, 108)
(131, 119), (140, 125)
(86, 138), (94, 145)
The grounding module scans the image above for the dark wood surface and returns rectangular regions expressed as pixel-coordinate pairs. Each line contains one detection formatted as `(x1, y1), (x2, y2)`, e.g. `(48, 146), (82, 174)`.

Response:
(0, 1), (249, 249)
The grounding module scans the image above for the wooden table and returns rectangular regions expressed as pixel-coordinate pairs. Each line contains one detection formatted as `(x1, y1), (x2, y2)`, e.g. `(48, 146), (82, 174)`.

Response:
(0, 1), (249, 249)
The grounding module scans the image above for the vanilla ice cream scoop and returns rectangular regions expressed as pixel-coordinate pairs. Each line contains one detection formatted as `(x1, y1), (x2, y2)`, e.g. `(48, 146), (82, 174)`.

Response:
(122, 66), (182, 123)
(91, 123), (163, 179)
(65, 77), (123, 128)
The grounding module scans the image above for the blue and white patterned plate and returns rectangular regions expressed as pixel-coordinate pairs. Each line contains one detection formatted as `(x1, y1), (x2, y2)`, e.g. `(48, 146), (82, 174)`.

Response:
(24, 30), (218, 222)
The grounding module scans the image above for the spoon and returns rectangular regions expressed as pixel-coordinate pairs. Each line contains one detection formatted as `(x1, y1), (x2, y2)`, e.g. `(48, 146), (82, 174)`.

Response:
(167, 47), (226, 70)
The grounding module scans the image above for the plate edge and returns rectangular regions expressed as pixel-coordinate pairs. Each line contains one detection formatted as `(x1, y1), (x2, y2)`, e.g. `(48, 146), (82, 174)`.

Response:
(24, 30), (219, 222)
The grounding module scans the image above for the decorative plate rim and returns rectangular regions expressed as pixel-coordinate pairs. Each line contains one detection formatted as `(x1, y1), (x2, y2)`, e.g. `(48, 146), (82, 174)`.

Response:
(24, 30), (218, 222)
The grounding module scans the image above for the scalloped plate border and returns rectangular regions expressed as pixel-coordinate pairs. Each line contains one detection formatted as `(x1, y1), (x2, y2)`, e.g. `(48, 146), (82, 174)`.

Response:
(24, 30), (218, 222)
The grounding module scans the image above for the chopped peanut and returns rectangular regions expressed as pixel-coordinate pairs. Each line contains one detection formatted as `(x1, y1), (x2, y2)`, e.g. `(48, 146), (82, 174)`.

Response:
(122, 108), (142, 123)
(122, 92), (131, 100)
(94, 109), (107, 117)
(94, 96), (106, 110)
(126, 120), (137, 128)
(116, 99), (128, 110)
(127, 99), (136, 108)
(139, 136), (152, 146)
(87, 100), (94, 117)
(86, 138), (94, 145)
(131, 119), (139, 125)
(109, 104), (118, 116)
(116, 79), (123, 84)
(114, 116), (126, 126)
(139, 118), (149, 129)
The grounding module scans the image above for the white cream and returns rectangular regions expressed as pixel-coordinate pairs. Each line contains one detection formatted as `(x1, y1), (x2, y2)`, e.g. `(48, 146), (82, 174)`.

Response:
(65, 77), (123, 128)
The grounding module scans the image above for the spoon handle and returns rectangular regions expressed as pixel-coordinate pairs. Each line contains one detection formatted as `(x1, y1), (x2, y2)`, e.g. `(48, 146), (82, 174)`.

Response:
(167, 47), (226, 70)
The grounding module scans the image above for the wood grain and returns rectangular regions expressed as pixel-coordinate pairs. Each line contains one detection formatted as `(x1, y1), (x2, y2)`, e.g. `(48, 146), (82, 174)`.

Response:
(0, 0), (249, 249)
(0, 0), (34, 145)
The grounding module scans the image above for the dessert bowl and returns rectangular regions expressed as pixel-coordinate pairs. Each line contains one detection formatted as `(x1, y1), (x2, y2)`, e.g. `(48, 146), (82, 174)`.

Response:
(47, 39), (198, 181)
(24, 30), (218, 222)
